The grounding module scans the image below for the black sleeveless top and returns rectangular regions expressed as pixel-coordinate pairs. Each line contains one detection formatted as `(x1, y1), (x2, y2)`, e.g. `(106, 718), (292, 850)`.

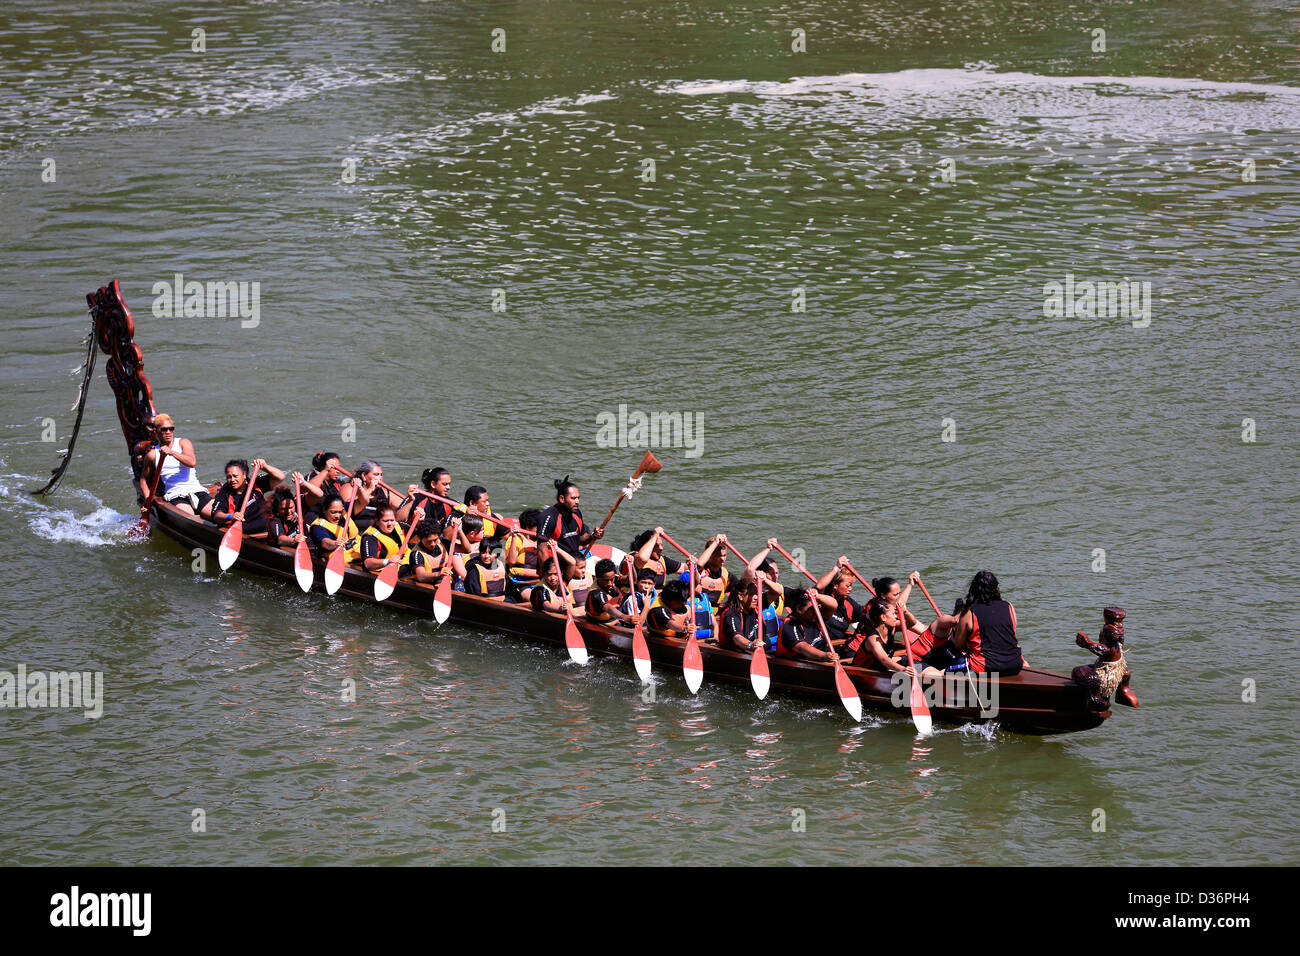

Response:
(971, 600), (1022, 674)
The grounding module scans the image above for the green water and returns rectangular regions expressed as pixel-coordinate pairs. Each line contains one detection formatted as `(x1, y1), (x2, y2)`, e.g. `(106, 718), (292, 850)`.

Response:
(0, 0), (1297, 865)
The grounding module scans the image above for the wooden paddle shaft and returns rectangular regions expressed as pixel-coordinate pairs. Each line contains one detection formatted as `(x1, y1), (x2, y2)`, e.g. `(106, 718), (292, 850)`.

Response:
(595, 451), (661, 534)
(770, 540), (819, 585)
(842, 562), (878, 599)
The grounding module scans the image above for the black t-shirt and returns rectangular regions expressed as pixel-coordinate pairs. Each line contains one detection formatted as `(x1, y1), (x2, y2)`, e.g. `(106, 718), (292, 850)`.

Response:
(531, 584), (560, 612)
(649, 604), (684, 634)
(360, 528), (402, 561)
(780, 614), (828, 654)
(721, 607), (760, 650)
(266, 515), (299, 547)
(212, 484), (263, 518)
(824, 595), (864, 642)
(536, 505), (585, 558)
(585, 586), (619, 619)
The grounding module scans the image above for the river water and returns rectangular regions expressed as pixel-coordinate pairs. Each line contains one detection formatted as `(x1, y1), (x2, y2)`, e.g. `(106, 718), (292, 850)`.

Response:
(1, 0), (1297, 865)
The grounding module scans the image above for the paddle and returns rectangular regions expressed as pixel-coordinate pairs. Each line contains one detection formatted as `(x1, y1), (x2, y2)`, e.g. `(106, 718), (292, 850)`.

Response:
(374, 515), (415, 602)
(292, 475), (312, 592)
(547, 543), (589, 665)
(217, 462), (262, 571)
(809, 587), (862, 721)
(749, 571), (771, 700)
(323, 489), (358, 595)
(769, 539), (820, 585)
(130, 448), (165, 539)
(594, 451), (662, 536)
(897, 599), (933, 737)
(432, 517), (461, 623)
(625, 555), (652, 682)
(718, 539), (771, 700)
(913, 574), (987, 713)
(841, 561), (878, 599)
(657, 530), (703, 693)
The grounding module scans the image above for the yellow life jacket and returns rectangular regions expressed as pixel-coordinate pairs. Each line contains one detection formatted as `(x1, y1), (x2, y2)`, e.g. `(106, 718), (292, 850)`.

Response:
(504, 532), (537, 580)
(464, 556), (507, 597)
(647, 592), (687, 637)
(357, 525), (403, 566)
(310, 516), (361, 563)
(455, 504), (497, 539)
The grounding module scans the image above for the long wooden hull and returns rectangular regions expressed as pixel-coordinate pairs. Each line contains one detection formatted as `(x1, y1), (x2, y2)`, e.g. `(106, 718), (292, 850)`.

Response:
(152, 501), (1108, 735)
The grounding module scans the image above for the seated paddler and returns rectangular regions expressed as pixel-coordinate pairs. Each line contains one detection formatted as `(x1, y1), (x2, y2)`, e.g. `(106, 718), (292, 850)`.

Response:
(530, 556), (576, 615)
(462, 539), (507, 599)
(357, 504), (412, 573)
(776, 589), (840, 663)
(309, 493), (360, 560)
(503, 508), (540, 603)
(584, 558), (635, 625)
(405, 519), (449, 584)
(138, 414), (210, 515)
(646, 579), (692, 638)
(207, 459), (267, 535)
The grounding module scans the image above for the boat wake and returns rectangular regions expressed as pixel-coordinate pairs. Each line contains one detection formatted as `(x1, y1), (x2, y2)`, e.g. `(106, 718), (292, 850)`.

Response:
(0, 472), (135, 547)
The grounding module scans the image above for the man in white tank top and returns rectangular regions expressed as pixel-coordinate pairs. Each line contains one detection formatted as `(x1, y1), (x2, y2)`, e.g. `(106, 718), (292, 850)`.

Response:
(138, 414), (210, 515)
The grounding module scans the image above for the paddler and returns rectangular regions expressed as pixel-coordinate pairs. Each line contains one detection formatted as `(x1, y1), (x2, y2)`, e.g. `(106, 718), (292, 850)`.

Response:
(308, 493), (360, 560)
(584, 558), (636, 625)
(536, 476), (603, 581)
(208, 459), (267, 535)
(399, 467), (453, 526)
(695, 534), (733, 610)
(405, 519), (450, 584)
(719, 572), (763, 653)
(529, 557), (576, 615)
(304, 452), (351, 509)
(503, 509), (540, 603)
(937, 571), (1025, 678)
(138, 414), (210, 515)
(646, 579), (692, 638)
(462, 540), (507, 599)
(263, 486), (306, 549)
(356, 504), (416, 573)
(775, 589), (840, 663)
(631, 527), (684, 587)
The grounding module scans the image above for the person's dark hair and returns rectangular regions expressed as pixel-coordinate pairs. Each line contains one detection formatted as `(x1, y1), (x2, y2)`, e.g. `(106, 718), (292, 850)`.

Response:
(554, 475), (577, 500)
(375, 505), (396, 520)
(357, 459), (380, 477)
(595, 558), (616, 577)
(271, 486), (295, 509)
(320, 493), (345, 514)
(867, 598), (890, 628)
(517, 508), (540, 530)
(464, 485), (488, 506)
(661, 579), (690, 606)
(312, 451), (339, 473)
(958, 571), (1002, 611)
(460, 513), (484, 535)
(872, 576), (898, 597)
(630, 529), (656, 552)
(792, 589), (813, 610)
(224, 458), (249, 477)
(636, 568), (657, 582)
(421, 467), (449, 489)
(414, 519), (440, 540)
(759, 557), (778, 576)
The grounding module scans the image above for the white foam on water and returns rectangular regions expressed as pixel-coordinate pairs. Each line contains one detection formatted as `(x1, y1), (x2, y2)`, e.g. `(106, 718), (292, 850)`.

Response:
(662, 68), (1300, 144)
(0, 471), (136, 547)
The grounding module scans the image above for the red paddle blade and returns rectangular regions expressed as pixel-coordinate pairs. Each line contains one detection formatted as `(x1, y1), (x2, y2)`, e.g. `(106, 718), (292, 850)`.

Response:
(294, 541), (313, 592)
(217, 523), (242, 570)
(750, 641), (770, 700)
(908, 667), (933, 736)
(834, 660), (862, 722)
(374, 562), (400, 602)
(324, 548), (347, 594)
(432, 574), (453, 623)
(632, 620), (651, 683)
(565, 618), (589, 665)
(683, 634), (703, 694)
(127, 514), (150, 540)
